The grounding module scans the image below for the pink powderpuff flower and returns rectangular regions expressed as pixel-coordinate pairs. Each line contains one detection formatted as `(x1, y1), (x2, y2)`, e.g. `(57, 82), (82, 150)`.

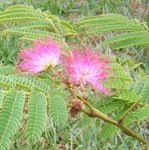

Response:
(17, 37), (61, 74)
(64, 48), (110, 95)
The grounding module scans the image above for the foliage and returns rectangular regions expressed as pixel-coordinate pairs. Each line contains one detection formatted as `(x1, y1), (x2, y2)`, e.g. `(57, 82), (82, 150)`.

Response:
(48, 87), (68, 126)
(0, 2), (149, 150)
(75, 13), (149, 49)
(0, 90), (25, 150)
(25, 90), (47, 145)
(0, 5), (76, 41)
(0, 66), (68, 149)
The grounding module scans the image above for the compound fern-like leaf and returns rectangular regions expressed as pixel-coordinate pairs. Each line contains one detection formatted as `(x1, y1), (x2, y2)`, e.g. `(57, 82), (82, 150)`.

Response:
(25, 90), (47, 145)
(104, 31), (149, 45)
(48, 87), (68, 125)
(0, 5), (76, 41)
(0, 89), (25, 150)
(0, 91), (5, 108)
(104, 63), (131, 90)
(124, 105), (149, 125)
(0, 66), (15, 75)
(0, 75), (51, 93)
(75, 14), (145, 34)
(132, 76), (149, 102)
(99, 123), (119, 140)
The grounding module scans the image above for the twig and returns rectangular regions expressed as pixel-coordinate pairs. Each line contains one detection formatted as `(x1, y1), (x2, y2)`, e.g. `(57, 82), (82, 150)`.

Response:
(118, 99), (141, 124)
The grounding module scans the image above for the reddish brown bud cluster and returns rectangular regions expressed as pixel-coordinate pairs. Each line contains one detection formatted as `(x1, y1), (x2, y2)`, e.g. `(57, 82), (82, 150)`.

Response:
(70, 99), (83, 117)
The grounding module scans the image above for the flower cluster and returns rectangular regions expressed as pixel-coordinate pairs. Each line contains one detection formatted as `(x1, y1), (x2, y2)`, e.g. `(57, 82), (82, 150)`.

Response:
(17, 37), (110, 95)
(63, 49), (109, 94)
(17, 37), (61, 74)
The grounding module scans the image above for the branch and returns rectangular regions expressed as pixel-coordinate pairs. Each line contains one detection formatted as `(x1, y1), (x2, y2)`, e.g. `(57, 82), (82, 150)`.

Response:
(77, 96), (117, 125)
(80, 107), (95, 117)
(77, 96), (149, 146)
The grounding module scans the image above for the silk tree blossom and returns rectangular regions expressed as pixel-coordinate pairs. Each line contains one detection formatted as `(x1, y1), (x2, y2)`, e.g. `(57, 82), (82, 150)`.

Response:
(17, 37), (61, 74)
(64, 48), (110, 95)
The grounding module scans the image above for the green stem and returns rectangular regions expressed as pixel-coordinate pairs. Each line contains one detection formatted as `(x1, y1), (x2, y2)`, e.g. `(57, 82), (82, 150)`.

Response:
(77, 96), (149, 145)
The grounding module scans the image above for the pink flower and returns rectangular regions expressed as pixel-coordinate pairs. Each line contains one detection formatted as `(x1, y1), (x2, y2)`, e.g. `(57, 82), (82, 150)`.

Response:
(17, 37), (61, 74)
(64, 48), (110, 95)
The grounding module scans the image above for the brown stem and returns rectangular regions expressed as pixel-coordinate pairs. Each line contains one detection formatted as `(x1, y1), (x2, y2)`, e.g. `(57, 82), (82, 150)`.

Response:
(80, 107), (94, 117)
(118, 124), (148, 144)
(77, 96), (149, 146)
